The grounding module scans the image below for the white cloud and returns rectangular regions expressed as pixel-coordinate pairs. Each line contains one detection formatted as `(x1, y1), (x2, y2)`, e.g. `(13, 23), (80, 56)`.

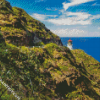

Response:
(89, 14), (100, 20)
(47, 12), (91, 25)
(62, 0), (94, 11)
(67, 12), (91, 20)
(98, 27), (100, 30)
(31, 13), (57, 21)
(31, 13), (45, 21)
(51, 28), (86, 37)
(59, 9), (65, 14)
(51, 28), (100, 37)
(48, 18), (91, 25)
(31, 12), (100, 26)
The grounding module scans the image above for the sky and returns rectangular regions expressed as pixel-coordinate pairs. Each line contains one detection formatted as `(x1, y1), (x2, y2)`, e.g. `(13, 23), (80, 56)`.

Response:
(7, 0), (100, 37)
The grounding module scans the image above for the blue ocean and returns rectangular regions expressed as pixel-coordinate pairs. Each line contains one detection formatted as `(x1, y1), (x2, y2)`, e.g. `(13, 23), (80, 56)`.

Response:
(60, 37), (100, 62)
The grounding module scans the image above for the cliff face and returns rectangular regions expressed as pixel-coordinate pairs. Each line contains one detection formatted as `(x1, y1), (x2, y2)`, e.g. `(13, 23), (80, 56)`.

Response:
(0, 0), (63, 46)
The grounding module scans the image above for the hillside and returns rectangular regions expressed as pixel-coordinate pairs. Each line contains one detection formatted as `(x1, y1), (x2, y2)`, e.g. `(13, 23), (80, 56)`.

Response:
(0, 0), (100, 100)
(0, 32), (100, 100)
(0, 0), (63, 46)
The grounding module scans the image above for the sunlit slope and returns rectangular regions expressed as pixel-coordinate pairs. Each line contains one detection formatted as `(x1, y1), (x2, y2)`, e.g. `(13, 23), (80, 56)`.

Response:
(0, 35), (100, 100)
(0, 0), (63, 46)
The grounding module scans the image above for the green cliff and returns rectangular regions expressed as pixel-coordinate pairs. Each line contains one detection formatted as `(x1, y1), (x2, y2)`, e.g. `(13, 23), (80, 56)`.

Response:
(0, 0), (63, 46)
(0, 37), (100, 100)
(0, 0), (100, 100)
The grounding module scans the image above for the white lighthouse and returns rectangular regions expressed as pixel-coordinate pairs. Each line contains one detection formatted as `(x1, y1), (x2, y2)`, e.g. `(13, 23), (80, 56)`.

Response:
(67, 39), (73, 50)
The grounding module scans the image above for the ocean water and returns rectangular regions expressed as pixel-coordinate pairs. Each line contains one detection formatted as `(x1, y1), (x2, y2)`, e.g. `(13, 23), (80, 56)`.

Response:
(60, 37), (100, 62)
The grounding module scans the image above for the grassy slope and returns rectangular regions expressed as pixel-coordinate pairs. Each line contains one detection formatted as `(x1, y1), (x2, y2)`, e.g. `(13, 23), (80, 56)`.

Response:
(0, 1), (100, 100)
(0, 0), (62, 46)
(0, 33), (100, 100)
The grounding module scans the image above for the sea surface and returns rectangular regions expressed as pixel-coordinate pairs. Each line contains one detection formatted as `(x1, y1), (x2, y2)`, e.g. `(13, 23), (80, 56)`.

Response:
(60, 37), (100, 62)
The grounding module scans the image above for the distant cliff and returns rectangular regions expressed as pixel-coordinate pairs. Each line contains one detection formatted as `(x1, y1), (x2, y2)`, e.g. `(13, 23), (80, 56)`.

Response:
(0, 0), (63, 46)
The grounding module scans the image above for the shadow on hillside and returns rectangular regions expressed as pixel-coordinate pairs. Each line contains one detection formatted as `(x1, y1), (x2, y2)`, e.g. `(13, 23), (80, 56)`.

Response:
(64, 48), (100, 99)
(64, 48), (88, 75)
(55, 80), (77, 98)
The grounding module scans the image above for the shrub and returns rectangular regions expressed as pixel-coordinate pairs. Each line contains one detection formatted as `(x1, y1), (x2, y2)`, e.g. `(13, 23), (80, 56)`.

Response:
(34, 41), (44, 46)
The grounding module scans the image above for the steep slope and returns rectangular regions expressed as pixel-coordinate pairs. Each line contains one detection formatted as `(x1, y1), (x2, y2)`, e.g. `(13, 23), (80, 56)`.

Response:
(0, 35), (100, 100)
(0, 0), (63, 46)
(0, 0), (100, 100)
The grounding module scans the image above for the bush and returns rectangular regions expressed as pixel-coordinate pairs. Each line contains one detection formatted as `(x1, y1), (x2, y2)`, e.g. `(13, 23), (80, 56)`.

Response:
(34, 41), (44, 46)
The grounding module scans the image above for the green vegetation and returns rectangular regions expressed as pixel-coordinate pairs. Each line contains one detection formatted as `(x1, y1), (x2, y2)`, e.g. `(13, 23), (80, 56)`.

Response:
(34, 41), (44, 46)
(44, 43), (61, 57)
(0, 82), (18, 100)
(0, 0), (62, 47)
(0, 0), (100, 100)
(0, 39), (100, 100)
